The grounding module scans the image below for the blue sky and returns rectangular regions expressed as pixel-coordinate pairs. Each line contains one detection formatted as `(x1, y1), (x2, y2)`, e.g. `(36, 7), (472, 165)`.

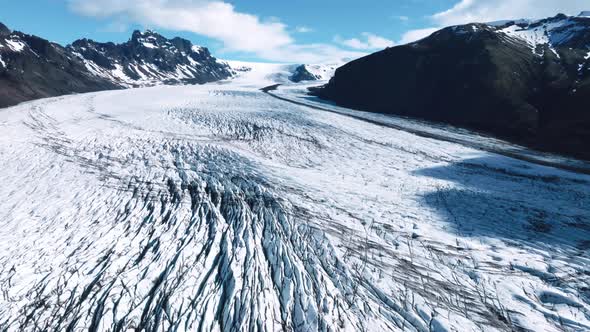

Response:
(1, 0), (588, 62)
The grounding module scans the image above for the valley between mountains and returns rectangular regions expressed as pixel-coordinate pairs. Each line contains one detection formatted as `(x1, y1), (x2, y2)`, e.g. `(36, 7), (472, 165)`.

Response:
(1, 65), (589, 332)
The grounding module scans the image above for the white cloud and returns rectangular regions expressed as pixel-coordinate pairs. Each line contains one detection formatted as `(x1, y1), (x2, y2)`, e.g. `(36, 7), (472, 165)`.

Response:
(295, 26), (313, 33)
(364, 33), (396, 49)
(432, 0), (590, 26)
(399, 28), (438, 44)
(261, 43), (365, 64)
(68, 0), (363, 63)
(394, 15), (409, 21)
(337, 36), (366, 50)
(336, 32), (395, 50)
(69, 0), (291, 53)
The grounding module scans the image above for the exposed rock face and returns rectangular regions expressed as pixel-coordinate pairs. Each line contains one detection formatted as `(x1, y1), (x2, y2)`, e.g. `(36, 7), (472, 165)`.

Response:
(0, 25), (233, 108)
(0, 23), (11, 36)
(290, 64), (322, 82)
(0, 27), (119, 108)
(68, 30), (233, 87)
(314, 14), (590, 159)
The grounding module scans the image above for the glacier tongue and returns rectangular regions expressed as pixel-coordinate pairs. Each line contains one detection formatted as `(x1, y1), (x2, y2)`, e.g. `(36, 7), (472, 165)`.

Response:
(0, 88), (427, 331)
(0, 77), (589, 331)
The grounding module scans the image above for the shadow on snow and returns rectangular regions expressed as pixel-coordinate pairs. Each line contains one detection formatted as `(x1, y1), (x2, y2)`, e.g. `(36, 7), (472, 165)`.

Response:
(413, 156), (590, 252)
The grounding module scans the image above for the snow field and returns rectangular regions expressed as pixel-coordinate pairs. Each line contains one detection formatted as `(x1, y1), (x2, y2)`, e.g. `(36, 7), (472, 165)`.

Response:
(0, 75), (589, 331)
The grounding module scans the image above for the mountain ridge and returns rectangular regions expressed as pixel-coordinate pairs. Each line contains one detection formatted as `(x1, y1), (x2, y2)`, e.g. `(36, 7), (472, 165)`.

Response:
(0, 24), (235, 108)
(67, 29), (233, 87)
(313, 12), (590, 159)
(0, 22), (333, 108)
(0, 25), (120, 108)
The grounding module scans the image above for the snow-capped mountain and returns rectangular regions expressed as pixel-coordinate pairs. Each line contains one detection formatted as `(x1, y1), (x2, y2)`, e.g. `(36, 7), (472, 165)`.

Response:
(491, 12), (590, 54)
(0, 22), (119, 108)
(68, 30), (233, 87)
(290, 64), (338, 82)
(314, 12), (590, 160)
(0, 22), (337, 109)
(224, 60), (338, 85)
(0, 24), (234, 108)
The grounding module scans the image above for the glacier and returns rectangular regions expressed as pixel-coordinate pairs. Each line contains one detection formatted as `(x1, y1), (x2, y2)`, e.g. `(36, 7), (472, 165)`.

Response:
(0, 70), (589, 331)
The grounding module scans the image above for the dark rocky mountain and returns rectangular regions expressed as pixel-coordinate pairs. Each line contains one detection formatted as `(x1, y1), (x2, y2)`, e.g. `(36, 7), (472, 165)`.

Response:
(0, 23), (119, 108)
(68, 30), (233, 87)
(313, 13), (590, 159)
(290, 65), (322, 82)
(0, 24), (233, 108)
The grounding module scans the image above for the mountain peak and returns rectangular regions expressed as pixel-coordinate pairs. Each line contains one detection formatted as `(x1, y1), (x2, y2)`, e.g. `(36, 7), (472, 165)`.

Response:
(131, 30), (145, 40)
(68, 28), (232, 87)
(316, 11), (590, 160)
(0, 22), (11, 36)
(131, 29), (162, 40)
(579, 11), (590, 18)
(130, 29), (172, 50)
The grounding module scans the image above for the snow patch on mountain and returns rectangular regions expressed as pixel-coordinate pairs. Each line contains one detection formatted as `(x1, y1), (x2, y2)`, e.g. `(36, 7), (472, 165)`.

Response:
(5, 38), (25, 52)
(299, 64), (339, 81)
(495, 14), (590, 54)
(141, 42), (157, 49)
(498, 24), (550, 49)
(487, 19), (534, 27)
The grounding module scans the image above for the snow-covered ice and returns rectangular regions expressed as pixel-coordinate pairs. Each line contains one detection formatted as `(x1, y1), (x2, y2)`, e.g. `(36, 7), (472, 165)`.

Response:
(224, 61), (339, 87)
(0, 70), (589, 331)
(224, 60), (298, 86)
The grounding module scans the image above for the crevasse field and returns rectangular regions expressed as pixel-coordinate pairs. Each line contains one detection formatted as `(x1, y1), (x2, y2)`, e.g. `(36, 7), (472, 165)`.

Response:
(1, 65), (590, 332)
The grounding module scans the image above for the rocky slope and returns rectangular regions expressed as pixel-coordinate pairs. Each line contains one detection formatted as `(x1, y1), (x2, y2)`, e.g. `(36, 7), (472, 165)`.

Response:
(0, 24), (233, 108)
(313, 13), (590, 159)
(68, 30), (233, 87)
(0, 23), (119, 108)
(290, 64), (337, 82)
(0, 21), (338, 109)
